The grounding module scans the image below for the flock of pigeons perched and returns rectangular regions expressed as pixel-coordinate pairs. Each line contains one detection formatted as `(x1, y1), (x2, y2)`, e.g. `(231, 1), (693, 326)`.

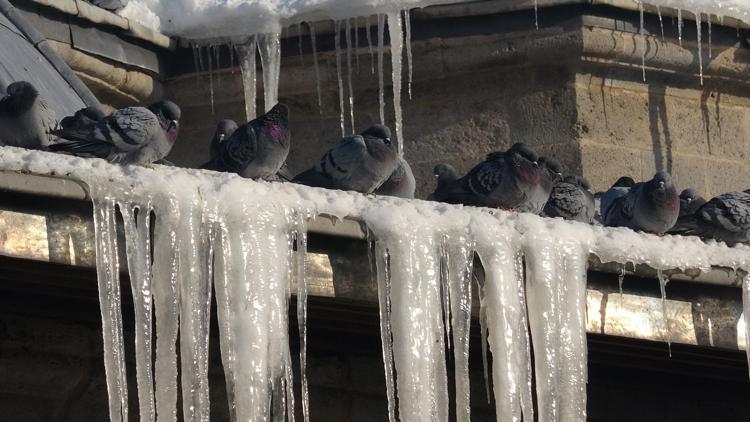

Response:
(2, 80), (750, 246)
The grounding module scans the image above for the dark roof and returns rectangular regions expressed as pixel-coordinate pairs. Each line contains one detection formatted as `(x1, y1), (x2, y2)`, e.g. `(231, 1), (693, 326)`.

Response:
(0, 0), (99, 118)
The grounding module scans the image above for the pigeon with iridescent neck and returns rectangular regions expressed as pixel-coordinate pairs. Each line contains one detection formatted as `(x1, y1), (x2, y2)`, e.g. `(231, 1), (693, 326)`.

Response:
(669, 191), (750, 245)
(293, 124), (398, 194)
(0, 81), (57, 149)
(50, 100), (180, 165)
(202, 103), (290, 179)
(602, 171), (679, 234)
(209, 119), (238, 160)
(542, 175), (596, 223)
(375, 158), (416, 199)
(430, 143), (547, 212)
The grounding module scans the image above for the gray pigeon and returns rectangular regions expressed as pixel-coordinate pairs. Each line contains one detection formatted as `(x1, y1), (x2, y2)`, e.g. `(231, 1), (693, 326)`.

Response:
(293, 124), (398, 194)
(209, 119), (238, 160)
(521, 156), (563, 214)
(427, 163), (458, 201)
(202, 103), (290, 179)
(602, 171), (679, 234)
(0, 81), (57, 149)
(542, 175), (596, 223)
(678, 188), (706, 218)
(430, 143), (549, 213)
(669, 191), (750, 245)
(59, 106), (106, 130)
(374, 158), (416, 199)
(598, 176), (636, 223)
(50, 101), (180, 165)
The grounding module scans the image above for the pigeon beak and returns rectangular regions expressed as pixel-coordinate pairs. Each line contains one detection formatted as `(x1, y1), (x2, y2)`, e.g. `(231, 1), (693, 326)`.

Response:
(219, 134), (225, 143)
(659, 181), (665, 188)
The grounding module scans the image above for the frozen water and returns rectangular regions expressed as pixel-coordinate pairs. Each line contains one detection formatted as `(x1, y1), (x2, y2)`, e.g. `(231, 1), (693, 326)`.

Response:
(387, 12), (405, 155)
(377, 14), (386, 124)
(696, 12), (704, 86)
(237, 40), (258, 121)
(308, 24), (323, 113)
(334, 21), (346, 136)
(259, 33), (282, 112)
(404, 9), (413, 100)
(640, 0), (749, 25)
(639, 0), (646, 82)
(3, 148), (750, 422)
(346, 19), (356, 133)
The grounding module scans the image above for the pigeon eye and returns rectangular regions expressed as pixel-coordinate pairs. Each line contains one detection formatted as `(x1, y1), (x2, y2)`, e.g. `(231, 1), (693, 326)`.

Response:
(383, 138), (392, 145)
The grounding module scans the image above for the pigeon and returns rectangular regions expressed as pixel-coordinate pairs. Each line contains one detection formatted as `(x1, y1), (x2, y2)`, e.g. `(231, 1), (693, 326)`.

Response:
(678, 188), (706, 218)
(293, 124), (398, 194)
(602, 171), (679, 234)
(523, 156), (564, 214)
(374, 158), (416, 199)
(430, 143), (548, 213)
(276, 162), (294, 182)
(669, 191), (750, 245)
(542, 175), (596, 223)
(598, 176), (636, 223)
(59, 106), (106, 130)
(0, 81), (57, 149)
(209, 119), (238, 160)
(427, 163), (458, 201)
(201, 103), (290, 179)
(50, 100), (181, 165)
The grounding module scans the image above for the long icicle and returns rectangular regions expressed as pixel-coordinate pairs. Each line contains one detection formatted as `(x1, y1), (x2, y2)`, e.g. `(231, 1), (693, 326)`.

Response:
(656, 5), (665, 41)
(258, 32), (282, 112)
(294, 214), (311, 422)
(208, 45), (215, 115)
(377, 14), (386, 124)
(386, 11), (405, 155)
(366, 15), (375, 74)
(639, 0), (646, 82)
(404, 9), (413, 100)
(334, 20), (346, 136)
(678, 9), (683, 47)
(708, 15), (712, 59)
(354, 17), (360, 73)
(743, 274), (750, 379)
(696, 11), (704, 86)
(345, 18), (356, 133)
(238, 38), (257, 121)
(657, 270), (672, 357)
(93, 198), (128, 422)
(375, 243), (397, 422)
(308, 23), (323, 113)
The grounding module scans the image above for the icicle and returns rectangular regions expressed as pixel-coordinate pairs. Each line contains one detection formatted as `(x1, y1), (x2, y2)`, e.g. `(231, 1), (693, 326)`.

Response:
(354, 17), (360, 73)
(707, 15), (712, 58)
(439, 239), (452, 351)
(366, 15), (375, 75)
(92, 198), (128, 422)
(618, 265), (625, 297)
(534, 0), (539, 30)
(308, 24), (323, 113)
(377, 14), (386, 124)
(656, 5), (665, 41)
(208, 45), (215, 115)
(345, 19), (356, 133)
(334, 20), (346, 136)
(386, 11), (404, 155)
(375, 244), (397, 422)
(445, 233), (474, 422)
(477, 276), (491, 404)
(524, 221), (588, 422)
(696, 12), (704, 86)
(657, 270), (672, 357)
(404, 9), (413, 100)
(238, 39), (257, 121)
(678, 9), (683, 47)
(475, 217), (534, 421)
(639, 0), (646, 82)
(298, 22), (305, 66)
(214, 44), (221, 88)
(121, 205), (155, 422)
(192, 44), (201, 88)
(258, 32), (282, 112)
(743, 274), (750, 379)
(293, 214), (310, 422)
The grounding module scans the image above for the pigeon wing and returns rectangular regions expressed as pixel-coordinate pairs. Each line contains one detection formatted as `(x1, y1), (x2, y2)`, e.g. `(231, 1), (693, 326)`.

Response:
(315, 135), (368, 183)
(213, 123), (260, 173)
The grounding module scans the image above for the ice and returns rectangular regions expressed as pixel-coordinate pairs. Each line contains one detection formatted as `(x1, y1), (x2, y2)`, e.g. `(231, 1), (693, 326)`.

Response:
(238, 39), (258, 121)
(640, 0), (748, 25)
(534, 0), (539, 29)
(259, 32), (282, 112)
(366, 15), (375, 74)
(346, 19), (356, 133)
(743, 275), (750, 378)
(387, 11), (404, 155)
(3, 147), (750, 421)
(678, 9), (684, 47)
(639, 0), (646, 82)
(309, 24), (323, 113)
(334, 21), (346, 136)
(207, 45), (216, 114)
(707, 16), (712, 58)
(696, 12), (704, 86)
(404, 9), (413, 100)
(657, 6), (665, 41)
(377, 14), (386, 124)
(354, 18), (361, 73)
(657, 270), (672, 356)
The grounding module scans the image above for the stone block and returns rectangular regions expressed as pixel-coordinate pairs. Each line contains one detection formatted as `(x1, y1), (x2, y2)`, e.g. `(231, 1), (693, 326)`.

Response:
(704, 159), (750, 197)
(580, 140), (642, 192)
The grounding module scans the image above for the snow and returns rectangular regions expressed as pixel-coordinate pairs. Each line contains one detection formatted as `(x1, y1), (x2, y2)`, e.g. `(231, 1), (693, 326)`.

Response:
(2, 147), (749, 421)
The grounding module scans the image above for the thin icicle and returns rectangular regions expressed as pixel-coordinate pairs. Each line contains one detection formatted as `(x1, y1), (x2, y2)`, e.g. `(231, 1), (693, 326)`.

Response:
(375, 244), (397, 422)
(308, 24), (323, 113)
(238, 39), (257, 121)
(258, 32), (282, 112)
(334, 20), (346, 136)
(366, 15), (375, 75)
(295, 218), (310, 422)
(534, 0), (539, 30)
(439, 239), (452, 352)
(707, 15), (712, 58)
(345, 19), (356, 133)
(639, 0), (646, 82)
(192, 44), (201, 88)
(743, 274), (750, 379)
(618, 265), (625, 297)
(93, 198), (128, 422)
(696, 12), (704, 86)
(678, 9), (683, 47)
(657, 270), (672, 357)
(298, 22), (305, 66)
(477, 276), (491, 404)
(121, 205), (155, 422)
(404, 9), (413, 100)
(656, 6), (665, 41)
(354, 17), (360, 73)
(208, 45), (215, 114)
(386, 11), (404, 155)
(377, 14), (386, 124)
